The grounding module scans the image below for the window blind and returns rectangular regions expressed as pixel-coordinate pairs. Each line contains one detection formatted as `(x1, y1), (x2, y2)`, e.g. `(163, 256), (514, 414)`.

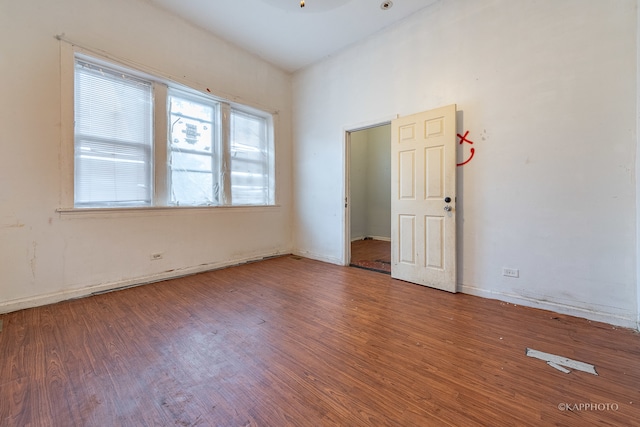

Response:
(230, 109), (270, 205)
(74, 60), (153, 207)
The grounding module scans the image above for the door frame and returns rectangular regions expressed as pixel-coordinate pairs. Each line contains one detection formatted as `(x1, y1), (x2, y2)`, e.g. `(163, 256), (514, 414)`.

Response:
(342, 117), (395, 266)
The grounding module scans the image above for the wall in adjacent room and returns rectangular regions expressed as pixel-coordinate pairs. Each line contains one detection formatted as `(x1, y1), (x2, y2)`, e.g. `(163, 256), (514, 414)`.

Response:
(350, 125), (391, 241)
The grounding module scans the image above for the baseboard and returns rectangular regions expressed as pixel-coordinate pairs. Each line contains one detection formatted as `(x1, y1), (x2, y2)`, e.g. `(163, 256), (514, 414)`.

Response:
(368, 236), (391, 242)
(350, 236), (391, 242)
(459, 283), (639, 330)
(0, 251), (289, 315)
(292, 250), (343, 266)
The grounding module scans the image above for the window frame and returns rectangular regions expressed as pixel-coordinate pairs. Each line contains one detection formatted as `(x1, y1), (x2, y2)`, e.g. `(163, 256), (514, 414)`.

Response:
(59, 42), (277, 213)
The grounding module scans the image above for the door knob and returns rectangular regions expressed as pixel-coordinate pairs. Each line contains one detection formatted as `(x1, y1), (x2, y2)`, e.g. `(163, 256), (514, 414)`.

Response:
(444, 197), (451, 203)
(444, 205), (452, 212)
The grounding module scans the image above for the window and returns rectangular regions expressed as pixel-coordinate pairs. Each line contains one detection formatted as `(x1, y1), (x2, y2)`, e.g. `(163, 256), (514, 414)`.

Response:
(74, 60), (153, 207)
(73, 54), (275, 208)
(168, 90), (220, 205)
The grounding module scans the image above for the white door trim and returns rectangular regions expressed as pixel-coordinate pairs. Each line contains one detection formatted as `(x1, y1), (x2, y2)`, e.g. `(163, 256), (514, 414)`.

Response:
(342, 117), (396, 266)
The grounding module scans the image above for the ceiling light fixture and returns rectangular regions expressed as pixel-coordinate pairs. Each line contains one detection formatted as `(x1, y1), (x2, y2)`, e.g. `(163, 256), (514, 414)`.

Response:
(380, 1), (393, 10)
(262, 0), (354, 13)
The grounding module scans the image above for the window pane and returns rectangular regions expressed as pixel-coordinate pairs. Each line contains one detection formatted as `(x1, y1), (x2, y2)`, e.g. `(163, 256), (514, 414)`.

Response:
(171, 152), (212, 172)
(170, 171), (217, 205)
(168, 91), (219, 206)
(230, 109), (270, 205)
(169, 98), (214, 153)
(75, 140), (150, 206)
(74, 60), (152, 207)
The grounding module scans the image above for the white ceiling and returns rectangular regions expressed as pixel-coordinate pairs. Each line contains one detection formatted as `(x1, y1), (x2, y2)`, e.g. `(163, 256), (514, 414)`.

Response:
(147, 0), (439, 72)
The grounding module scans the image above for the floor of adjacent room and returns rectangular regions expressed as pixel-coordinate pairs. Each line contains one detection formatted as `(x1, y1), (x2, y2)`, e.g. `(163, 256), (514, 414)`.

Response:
(1, 256), (638, 426)
(350, 238), (391, 274)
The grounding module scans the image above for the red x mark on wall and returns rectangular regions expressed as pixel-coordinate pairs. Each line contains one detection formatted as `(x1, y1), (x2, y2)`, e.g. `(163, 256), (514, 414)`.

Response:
(457, 130), (475, 167)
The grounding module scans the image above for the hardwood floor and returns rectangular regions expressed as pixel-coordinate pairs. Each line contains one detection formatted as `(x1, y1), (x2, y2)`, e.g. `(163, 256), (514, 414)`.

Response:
(1, 256), (639, 426)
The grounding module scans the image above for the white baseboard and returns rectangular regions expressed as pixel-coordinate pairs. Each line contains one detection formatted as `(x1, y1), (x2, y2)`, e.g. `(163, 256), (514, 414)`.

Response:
(0, 251), (288, 315)
(350, 236), (391, 242)
(459, 283), (639, 330)
(292, 250), (343, 266)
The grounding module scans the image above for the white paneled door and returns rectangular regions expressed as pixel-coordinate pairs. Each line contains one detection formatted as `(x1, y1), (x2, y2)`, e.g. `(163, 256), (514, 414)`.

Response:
(391, 105), (457, 292)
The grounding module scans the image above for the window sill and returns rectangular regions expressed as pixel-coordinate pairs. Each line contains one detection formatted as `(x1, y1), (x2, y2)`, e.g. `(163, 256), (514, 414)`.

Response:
(57, 204), (282, 218)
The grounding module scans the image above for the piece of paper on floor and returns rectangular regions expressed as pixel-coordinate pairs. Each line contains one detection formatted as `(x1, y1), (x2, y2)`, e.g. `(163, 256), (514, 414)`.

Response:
(547, 361), (571, 374)
(526, 348), (598, 375)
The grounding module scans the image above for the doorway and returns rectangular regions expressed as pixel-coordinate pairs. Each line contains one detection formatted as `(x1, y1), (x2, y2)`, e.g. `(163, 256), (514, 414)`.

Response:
(345, 105), (457, 290)
(347, 123), (392, 274)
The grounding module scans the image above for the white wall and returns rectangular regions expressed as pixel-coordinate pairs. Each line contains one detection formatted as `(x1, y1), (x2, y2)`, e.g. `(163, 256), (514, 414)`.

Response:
(350, 126), (391, 241)
(0, 0), (292, 312)
(365, 125), (391, 240)
(350, 131), (369, 240)
(293, 0), (638, 327)
(637, 0), (640, 330)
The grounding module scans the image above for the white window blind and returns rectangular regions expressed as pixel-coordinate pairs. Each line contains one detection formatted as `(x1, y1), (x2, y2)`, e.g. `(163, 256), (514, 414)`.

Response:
(230, 109), (271, 205)
(74, 60), (153, 207)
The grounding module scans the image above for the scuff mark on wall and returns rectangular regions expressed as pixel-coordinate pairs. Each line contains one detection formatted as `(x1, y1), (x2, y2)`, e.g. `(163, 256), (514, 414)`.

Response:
(29, 241), (37, 280)
(2, 220), (25, 229)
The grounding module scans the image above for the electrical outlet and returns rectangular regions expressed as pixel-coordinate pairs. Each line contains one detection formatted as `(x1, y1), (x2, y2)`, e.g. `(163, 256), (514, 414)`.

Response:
(502, 267), (519, 278)
(151, 253), (163, 261)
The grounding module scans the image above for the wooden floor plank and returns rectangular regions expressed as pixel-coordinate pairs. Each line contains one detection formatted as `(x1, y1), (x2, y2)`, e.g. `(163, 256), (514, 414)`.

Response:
(1, 256), (639, 426)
